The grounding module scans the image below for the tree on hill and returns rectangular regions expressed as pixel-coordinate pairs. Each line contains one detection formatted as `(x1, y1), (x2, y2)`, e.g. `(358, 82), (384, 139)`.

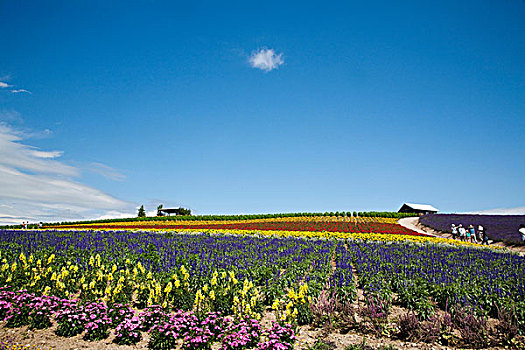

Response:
(137, 205), (146, 217)
(177, 207), (191, 216)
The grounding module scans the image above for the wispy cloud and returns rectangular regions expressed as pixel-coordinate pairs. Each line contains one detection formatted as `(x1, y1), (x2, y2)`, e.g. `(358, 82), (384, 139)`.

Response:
(11, 89), (32, 94)
(88, 162), (126, 181)
(249, 48), (284, 72)
(0, 110), (23, 123)
(0, 124), (77, 177)
(0, 80), (31, 94)
(0, 123), (132, 225)
(28, 150), (63, 159)
(464, 207), (525, 215)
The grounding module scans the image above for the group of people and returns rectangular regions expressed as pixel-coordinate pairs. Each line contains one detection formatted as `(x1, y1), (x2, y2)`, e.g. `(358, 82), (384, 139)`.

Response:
(20, 221), (43, 229)
(450, 223), (489, 244)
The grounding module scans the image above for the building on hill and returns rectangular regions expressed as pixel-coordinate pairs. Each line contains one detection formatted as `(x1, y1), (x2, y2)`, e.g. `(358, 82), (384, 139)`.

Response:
(157, 207), (192, 216)
(398, 203), (439, 215)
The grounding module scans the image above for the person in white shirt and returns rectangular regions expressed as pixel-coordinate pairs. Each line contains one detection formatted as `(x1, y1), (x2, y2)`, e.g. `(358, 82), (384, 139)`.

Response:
(519, 224), (525, 243)
(451, 224), (458, 240)
(458, 224), (466, 241)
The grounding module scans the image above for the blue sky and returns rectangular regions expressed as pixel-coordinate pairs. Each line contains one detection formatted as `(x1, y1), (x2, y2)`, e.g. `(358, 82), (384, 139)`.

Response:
(1, 0), (524, 223)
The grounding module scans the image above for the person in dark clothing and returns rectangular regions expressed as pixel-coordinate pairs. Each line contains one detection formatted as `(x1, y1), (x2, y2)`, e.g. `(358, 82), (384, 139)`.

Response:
(481, 226), (489, 245)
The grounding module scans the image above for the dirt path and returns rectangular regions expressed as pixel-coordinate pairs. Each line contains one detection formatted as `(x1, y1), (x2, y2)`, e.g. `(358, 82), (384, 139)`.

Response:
(398, 217), (525, 256)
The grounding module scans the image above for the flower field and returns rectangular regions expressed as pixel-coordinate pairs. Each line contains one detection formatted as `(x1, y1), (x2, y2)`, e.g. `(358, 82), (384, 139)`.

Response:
(1, 216), (525, 349)
(47, 216), (426, 237)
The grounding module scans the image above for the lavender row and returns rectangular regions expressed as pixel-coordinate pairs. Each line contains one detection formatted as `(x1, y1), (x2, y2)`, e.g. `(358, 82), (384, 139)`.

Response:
(340, 240), (525, 320)
(420, 214), (525, 244)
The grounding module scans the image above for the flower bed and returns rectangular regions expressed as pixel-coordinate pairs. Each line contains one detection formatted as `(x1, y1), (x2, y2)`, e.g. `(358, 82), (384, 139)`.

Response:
(1, 228), (523, 348)
(47, 216), (425, 236)
(0, 290), (295, 350)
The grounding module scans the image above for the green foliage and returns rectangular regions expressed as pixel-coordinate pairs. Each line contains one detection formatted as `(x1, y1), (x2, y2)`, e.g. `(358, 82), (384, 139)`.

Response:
(177, 207), (192, 216)
(56, 319), (84, 337)
(6, 305), (30, 328)
(397, 280), (435, 320)
(306, 340), (335, 350)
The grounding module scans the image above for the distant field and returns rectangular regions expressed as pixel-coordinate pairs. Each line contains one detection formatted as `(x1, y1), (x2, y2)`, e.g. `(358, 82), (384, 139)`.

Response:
(48, 216), (426, 237)
(420, 213), (525, 244)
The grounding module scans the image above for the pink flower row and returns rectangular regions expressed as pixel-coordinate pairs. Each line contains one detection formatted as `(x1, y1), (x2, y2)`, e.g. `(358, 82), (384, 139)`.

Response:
(0, 289), (295, 350)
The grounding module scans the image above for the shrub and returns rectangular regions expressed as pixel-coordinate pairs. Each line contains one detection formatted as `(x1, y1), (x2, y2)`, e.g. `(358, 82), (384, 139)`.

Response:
(310, 288), (339, 328)
(221, 318), (262, 350)
(359, 293), (390, 336)
(114, 316), (142, 345)
(4, 291), (33, 328)
(55, 303), (84, 337)
(139, 305), (167, 331)
(108, 303), (135, 327)
(257, 322), (295, 350)
(495, 306), (520, 347)
(397, 312), (420, 341)
(453, 307), (489, 348)
(82, 302), (112, 341)
(148, 322), (179, 350)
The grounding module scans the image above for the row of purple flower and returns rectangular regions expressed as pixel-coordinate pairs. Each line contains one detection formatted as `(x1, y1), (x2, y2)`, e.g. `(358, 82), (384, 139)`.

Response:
(0, 289), (295, 350)
(420, 214), (525, 244)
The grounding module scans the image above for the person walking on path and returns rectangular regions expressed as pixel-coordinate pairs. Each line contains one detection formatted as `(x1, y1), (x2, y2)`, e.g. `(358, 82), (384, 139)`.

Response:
(481, 226), (489, 245)
(477, 225), (484, 242)
(469, 225), (477, 243)
(520, 224), (525, 244)
(451, 224), (458, 240)
(458, 224), (466, 241)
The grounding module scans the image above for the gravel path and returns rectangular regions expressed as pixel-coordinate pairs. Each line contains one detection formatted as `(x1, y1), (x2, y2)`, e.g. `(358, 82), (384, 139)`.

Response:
(398, 217), (437, 236)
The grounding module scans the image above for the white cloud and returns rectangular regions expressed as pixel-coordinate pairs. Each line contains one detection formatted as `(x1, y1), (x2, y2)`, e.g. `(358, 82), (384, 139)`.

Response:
(28, 150), (63, 159)
(0, 80), (31, 94)
(94, 210), (134, 220)
(464, 207), (525, 215)
(147, 209), (159, 217)
(249, 48), (284, 72)
(0, 124), (78, 177)
(11, 89), (32, 94)
(0, 123), (133, 225)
